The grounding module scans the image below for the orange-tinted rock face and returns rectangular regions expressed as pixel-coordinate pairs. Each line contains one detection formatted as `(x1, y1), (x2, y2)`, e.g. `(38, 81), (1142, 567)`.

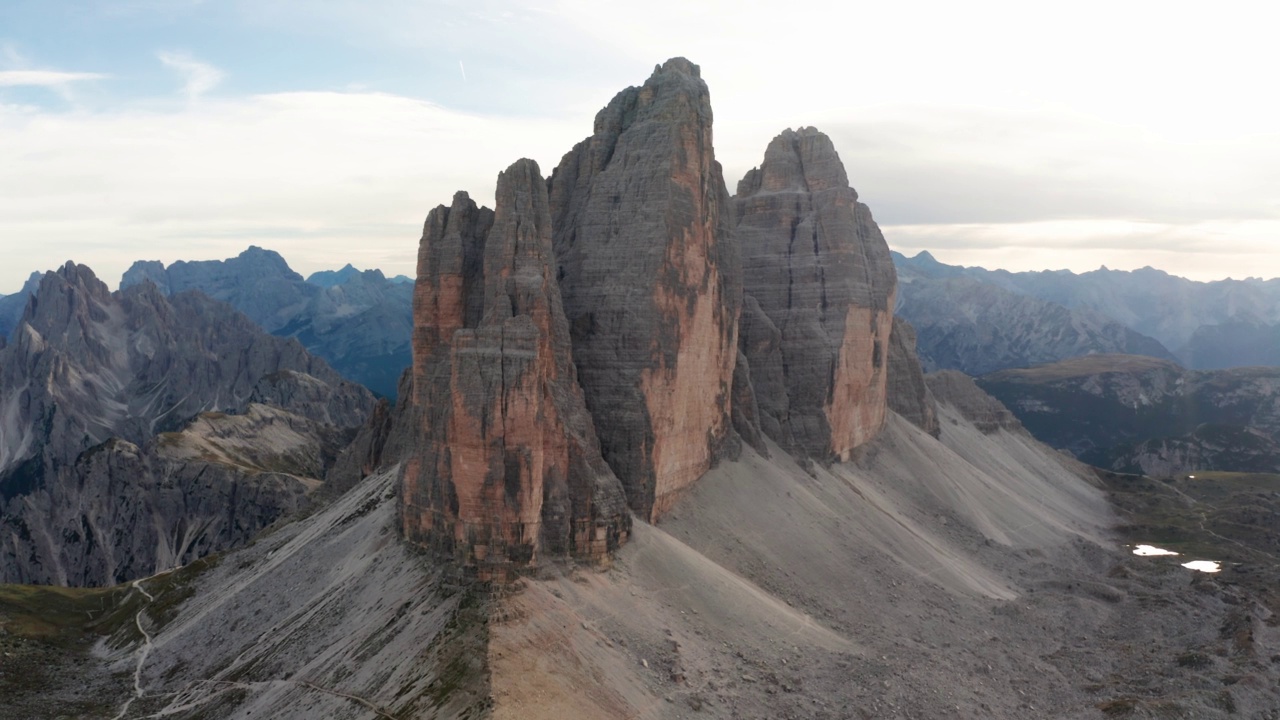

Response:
(401, 160), (628, 577)
(735, 127), (898, 460)
(549, 58), (741, 522)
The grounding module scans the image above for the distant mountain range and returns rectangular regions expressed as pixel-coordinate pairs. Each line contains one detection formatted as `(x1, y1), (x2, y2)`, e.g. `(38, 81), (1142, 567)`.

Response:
(307, 263), (413, 288)
(120, 247), (412, 399)
(894, 251), (1280, 372)
(5, 246), (1275, 402)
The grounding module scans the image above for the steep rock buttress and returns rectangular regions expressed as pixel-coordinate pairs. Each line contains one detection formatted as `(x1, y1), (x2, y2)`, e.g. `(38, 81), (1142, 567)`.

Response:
(735, 127), (898, 460)
(402, 159), (630, 576)
(547, 58), (742, 521)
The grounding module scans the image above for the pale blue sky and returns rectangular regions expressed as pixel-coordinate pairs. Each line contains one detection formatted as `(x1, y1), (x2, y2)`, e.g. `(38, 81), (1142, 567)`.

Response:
(3, 0), (1279, 293)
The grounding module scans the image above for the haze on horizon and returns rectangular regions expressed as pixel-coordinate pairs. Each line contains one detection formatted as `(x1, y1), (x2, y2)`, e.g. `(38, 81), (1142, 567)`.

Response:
(2, 0), (1278, 293)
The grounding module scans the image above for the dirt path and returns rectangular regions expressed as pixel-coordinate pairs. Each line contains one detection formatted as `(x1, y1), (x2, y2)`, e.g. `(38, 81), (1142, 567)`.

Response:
(109, 579), (157, 720)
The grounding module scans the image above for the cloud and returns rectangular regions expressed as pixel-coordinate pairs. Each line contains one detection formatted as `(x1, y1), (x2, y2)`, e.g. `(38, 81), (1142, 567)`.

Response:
(157, 51), (224, 100)
(0, 70), (108, 87)
(884, 219), (1280, 281)
(0, 89), (584, 292)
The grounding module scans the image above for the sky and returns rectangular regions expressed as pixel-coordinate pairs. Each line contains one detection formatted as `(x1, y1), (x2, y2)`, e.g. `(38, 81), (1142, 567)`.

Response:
(2, 0), (1279, 294)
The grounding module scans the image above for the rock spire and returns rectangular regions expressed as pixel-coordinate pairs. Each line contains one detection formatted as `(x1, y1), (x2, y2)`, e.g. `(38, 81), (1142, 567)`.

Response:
(734, 127), (898, 460)
(547, 58), (742, 521)
(402, 159), (629, 576)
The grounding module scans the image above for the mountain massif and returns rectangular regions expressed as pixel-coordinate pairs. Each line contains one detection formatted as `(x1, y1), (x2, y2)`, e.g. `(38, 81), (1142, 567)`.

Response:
(0, 262), (373, 585)
(384, 60), (921, 579)
(895, 252), (1176, 375)
(895, 250), (1280, 372)
(121, 248), (412, 399)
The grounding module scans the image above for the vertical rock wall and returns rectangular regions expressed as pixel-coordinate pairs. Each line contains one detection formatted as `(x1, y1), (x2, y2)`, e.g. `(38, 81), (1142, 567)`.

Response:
(548, 58), (742, 521)
(401, 160), (629, 576)
(735, 127), (898, 461)
(887, 317), (941, 437)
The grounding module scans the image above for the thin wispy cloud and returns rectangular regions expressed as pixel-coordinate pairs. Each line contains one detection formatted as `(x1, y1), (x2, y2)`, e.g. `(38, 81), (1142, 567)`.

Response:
(0, 70), (108, 87)
(157, 51), (224, 101)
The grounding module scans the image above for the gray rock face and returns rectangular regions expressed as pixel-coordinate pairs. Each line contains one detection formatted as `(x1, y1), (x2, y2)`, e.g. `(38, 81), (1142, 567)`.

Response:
(249, 369), (372, 429)
(9, 408), (322, 587)
(926, 370), (1025, 435)
(977, 355), (1280, 473)
(894, 255), (1176, 375)
(0, 262), (374, 585)
(402, 159), (629, 576)
(548, 58), (741, 521)
(734, 127), (897, 460)
(887, 318), (940, 437)
(122, 249), (413, 399)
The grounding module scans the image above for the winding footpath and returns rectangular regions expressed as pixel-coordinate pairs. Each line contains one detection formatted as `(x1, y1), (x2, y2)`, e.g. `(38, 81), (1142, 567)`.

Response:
(109, 579), (157, 720)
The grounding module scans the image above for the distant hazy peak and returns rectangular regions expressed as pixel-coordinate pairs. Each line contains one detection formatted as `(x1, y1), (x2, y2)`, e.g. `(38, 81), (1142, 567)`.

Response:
(307, 262), (364, 287)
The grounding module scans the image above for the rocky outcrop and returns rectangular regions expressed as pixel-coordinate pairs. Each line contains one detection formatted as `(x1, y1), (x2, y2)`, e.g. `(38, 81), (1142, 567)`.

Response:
(402, 159), (629, 576)
(926, 370), (1025, 435)
(548, 58), (741, 521)
(1, 415), (317, 587)
(0, 262), (374, 585)
(249, 368), (371, 429)
(888, 318), (940, 437)
(122, 249), (414, 399)
(735, 127), (897, 460)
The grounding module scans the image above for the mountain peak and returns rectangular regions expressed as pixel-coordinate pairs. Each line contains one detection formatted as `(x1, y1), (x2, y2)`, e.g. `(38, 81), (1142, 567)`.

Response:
(737, 126), (850, 196)
(655, 56), (700, 79)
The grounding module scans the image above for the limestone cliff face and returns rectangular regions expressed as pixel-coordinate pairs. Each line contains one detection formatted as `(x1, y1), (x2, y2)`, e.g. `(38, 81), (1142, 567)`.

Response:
(735, 127), (898, 460)
(403, 159), (629, 575)
(548, 58), (741, 521)
(887, 317), (940, 437)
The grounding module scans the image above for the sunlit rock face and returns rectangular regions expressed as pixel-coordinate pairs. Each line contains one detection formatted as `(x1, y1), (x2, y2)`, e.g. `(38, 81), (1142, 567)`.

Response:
(547, 58), (742, 521)
(402, 159), (629, 577)
(734, 127), (898, 461)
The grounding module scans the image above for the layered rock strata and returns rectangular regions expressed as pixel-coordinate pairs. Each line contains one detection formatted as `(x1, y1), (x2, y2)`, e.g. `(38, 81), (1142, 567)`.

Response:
(735, 127), (898, 460)
(548, 58), (741, 521)
(887, 317), (940, 437)
(402, 159), (629, 575)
